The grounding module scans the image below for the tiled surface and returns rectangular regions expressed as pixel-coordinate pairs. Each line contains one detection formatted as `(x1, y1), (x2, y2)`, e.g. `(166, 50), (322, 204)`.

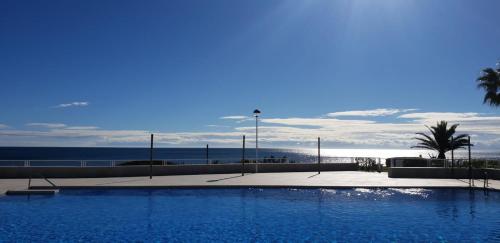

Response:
(1, 171), (498, 195)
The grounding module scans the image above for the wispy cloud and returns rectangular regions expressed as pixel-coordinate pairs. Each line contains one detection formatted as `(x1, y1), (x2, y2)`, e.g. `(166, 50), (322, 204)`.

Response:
(64, 126), (100, 130)
(53, 101), (89, 108)
(26, 123), (101, 130)
(0, 124), (9, 129)
(220, 115), (249, 120)
(327, 108), (417, 117)
(397, 112), (497, 122)
(3, 109), (500, 149)
(259, 111), (500, 148)
(206, 125), (230, 128)
(220, 115), (252, 123)
(26, 123), (67, 128)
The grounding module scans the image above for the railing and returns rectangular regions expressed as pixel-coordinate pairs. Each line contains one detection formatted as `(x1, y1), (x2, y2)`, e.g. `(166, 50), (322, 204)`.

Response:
(5, 157), (498, 169)
(0, 160), (125, 167)
(0, 156), (377, 167)
(474, 159), (500, 169)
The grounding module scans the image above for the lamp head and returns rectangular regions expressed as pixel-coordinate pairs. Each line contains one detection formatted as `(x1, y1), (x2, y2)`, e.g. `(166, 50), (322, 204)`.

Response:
(253, 109), (261, 117)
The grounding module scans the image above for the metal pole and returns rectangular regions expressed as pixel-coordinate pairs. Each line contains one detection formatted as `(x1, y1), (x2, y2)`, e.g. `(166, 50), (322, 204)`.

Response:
(451, 136), (454, 168)
(150, 134), (153, 180)
(206, 144), (209, 164)
(468, 136), (472, 187)
(318, 137), (321, 174)
(242, 135), (246, 176)
(255, 115), (258, 163)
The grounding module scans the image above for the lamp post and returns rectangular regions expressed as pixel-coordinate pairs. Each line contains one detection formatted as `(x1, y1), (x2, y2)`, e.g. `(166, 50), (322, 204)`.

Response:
(253, 109), (261, 163)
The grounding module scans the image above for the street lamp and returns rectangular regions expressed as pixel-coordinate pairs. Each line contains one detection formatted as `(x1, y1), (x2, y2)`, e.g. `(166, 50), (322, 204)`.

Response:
(253, 109), (261, 163)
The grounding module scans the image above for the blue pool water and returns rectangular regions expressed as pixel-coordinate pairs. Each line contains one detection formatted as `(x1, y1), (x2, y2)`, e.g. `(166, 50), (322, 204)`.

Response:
(0, 188), (499, 242)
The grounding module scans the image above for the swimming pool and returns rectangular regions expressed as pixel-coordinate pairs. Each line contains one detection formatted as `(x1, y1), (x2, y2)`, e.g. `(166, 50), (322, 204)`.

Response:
(0, 188), (499, 242)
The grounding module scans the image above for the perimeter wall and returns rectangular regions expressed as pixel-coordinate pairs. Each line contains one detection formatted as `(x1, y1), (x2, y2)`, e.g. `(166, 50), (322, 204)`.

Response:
(388, 167), (500, 180)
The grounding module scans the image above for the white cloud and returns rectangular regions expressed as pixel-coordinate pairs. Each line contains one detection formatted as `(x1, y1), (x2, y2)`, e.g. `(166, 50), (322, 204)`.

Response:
(262, 117), (375, 128)
(65, 126), (100, 130)
(26, 123), (67, 128)
(26, 123), (100, 130)
(53, 101), (89, 108)
(327, 108), (417, 117)
(261, 111), (500, 148)
(206, 125), (230, 128)
(220, 115), (253, 123)
(397, 112), (500, 122)
(220, 115), (249, 120)
(0, 124), (245, 147)
(3, 109), (500, 149)
(0, 124), (8, 129)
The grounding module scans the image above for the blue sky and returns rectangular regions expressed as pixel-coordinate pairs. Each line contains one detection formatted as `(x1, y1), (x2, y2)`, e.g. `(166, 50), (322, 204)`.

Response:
(1, 0), (500, 148)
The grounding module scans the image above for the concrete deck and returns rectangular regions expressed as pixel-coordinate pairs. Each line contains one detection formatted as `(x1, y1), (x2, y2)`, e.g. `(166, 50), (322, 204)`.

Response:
(1, 172), (499, 195)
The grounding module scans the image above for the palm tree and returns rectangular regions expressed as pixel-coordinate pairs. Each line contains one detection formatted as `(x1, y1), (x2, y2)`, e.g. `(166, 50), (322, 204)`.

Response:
(412, 121), (469, 159)
(477, 64), (500, 106)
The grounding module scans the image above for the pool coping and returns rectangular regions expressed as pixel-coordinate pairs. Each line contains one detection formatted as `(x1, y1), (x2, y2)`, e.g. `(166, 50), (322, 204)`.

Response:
(29, 185), (500, 192)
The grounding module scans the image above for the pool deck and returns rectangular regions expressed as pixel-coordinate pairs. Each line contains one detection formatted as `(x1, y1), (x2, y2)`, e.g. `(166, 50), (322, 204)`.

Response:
(1, 171), (499, 195)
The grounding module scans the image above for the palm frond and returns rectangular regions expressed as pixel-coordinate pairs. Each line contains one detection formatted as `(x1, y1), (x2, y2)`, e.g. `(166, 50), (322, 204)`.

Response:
(412, 120), (468, 158)
(477, 67), (500, 106)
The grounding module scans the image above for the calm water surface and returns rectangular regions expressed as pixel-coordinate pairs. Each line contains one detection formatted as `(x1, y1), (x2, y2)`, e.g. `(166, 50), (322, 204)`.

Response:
(0, 188), (499, 242)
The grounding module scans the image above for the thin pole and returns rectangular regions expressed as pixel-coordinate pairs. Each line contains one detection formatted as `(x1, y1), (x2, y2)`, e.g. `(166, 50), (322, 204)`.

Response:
(318, 137), (321, 174)
(206, 144), (209, 164)
(451, 136), (454, 168)
(468, 136), (473, 186)
(255, 115), (258, 163)
(242, 135), (246, 176)
(150, 134), (154, 180)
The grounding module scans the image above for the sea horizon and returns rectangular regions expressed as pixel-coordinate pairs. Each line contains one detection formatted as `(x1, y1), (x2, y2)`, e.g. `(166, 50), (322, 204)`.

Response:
(0, 147), (496, 161)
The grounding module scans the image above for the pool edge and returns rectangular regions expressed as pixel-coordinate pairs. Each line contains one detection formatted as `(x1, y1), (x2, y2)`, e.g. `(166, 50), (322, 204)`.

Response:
(28, 185), (500, 192)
